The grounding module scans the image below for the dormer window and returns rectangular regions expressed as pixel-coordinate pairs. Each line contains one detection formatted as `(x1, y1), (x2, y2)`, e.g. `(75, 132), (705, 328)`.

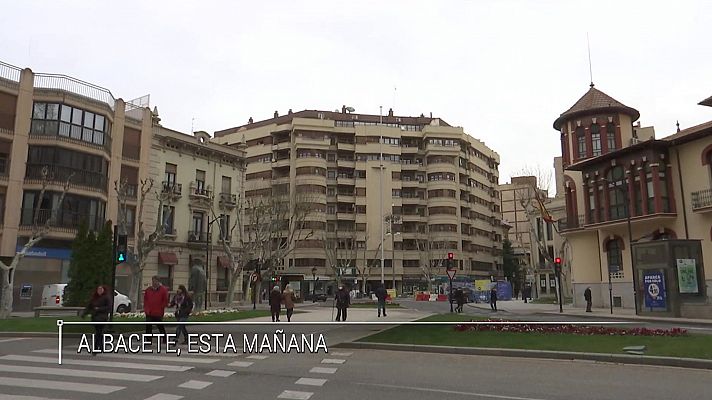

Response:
(591, 124), (601, 157)
(576, 127), (587, 159)
(606, 123), (616, 151)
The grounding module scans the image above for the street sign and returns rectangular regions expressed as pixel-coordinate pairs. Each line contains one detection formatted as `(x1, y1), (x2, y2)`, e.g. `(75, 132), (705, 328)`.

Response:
(447, 269), (456, 279)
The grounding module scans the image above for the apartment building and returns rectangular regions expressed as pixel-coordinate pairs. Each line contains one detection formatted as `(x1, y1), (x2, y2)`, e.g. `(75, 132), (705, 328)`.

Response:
(555, 84), (712, 317)
(214, 107), (505, 295)
(0, 61), (152, 311)
(116, 124), (247, 305)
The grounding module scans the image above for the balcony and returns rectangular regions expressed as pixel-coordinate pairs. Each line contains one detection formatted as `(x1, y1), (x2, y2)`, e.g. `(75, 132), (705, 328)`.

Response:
(124, 183), (138, 200)
(122, 144), (141, 162)
(0, 127), (13, 138)
(25, 164), (107, 193)
(161, 181), (182, 199)
(189, 182), (211, 199)
(558, 214), (585, 232)
(20, 208), (100, 233)
(219, 192), (237, 208)
(691, 189), (712, 212)
(187, 230), (208, 243)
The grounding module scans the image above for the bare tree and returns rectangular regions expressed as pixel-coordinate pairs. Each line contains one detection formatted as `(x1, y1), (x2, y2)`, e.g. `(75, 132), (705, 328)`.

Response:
(0, 168), (73, 319)
(354, 232), (382, 294)
(243, 189), (316, 280)
(416, 230), (445, 293)
(115, 178), (173, 307)
(323, 225), (357, 286)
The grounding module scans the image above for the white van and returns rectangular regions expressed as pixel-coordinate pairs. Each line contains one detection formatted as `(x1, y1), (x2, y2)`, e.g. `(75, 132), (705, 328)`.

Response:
(41, 284), (132, 313)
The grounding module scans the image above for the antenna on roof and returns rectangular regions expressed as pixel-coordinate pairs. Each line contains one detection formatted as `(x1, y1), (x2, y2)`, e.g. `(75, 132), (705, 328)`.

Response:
(587, 33), (594, 88)
(191, 117), (195, 133)
(676, 121), (680, 133)
(393, 86), (397, 111)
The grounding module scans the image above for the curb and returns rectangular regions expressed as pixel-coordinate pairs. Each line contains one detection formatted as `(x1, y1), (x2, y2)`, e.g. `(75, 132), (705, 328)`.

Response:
(334, 342), (712, 371)
(536, 312), (712, 327)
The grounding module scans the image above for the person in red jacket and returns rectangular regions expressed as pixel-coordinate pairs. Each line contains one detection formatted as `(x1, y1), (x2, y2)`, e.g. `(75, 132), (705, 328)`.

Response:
(144, 276), (169, 344)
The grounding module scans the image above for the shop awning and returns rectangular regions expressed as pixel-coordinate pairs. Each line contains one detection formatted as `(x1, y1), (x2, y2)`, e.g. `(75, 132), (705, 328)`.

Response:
(158, 252), (178, 265)
(217, 256), (231, 268)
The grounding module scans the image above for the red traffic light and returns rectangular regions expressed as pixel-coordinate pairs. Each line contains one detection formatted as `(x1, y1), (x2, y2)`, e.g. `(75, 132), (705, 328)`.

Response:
(448, 252), (454, 260)
(554, 257), (561, 264)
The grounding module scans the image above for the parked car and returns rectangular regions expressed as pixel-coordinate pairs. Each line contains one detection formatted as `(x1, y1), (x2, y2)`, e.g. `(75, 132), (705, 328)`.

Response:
(304, 291), (328, 302)
(41, 284), (132, 313)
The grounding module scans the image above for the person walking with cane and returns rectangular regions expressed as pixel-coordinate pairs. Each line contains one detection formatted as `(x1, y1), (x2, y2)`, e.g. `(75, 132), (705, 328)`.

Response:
(270, 285), (282, 322)
(282, 284), (296, 322)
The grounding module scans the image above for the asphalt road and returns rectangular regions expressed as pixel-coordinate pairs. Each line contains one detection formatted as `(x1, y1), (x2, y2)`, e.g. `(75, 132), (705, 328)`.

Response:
(0, 335), (710, 400)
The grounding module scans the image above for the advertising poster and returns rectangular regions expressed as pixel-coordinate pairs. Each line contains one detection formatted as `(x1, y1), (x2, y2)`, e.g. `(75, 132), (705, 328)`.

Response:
(676, 259), (699, 294)
(643, 270), (667, 309)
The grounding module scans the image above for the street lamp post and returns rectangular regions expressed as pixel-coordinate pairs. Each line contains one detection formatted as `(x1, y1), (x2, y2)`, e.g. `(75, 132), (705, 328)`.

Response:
(311, 267), (317, 303)
(386, 213), (400, 295)
(379, 106), (385, 286)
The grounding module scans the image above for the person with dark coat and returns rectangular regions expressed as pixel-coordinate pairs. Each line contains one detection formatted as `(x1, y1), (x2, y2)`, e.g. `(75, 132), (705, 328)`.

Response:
(374, 284), (388, 317)
(335, 286), (350, 321)
(269, 285), (282, 322)
(144, 276), (169, 344)
(282, 284), (296, 322)
(82, 285), (112, 355)
(170, 285), (193, 344)
(455, 288), (465, 313)
(584, 287), (592, 312)
(490, 287), (498, 311)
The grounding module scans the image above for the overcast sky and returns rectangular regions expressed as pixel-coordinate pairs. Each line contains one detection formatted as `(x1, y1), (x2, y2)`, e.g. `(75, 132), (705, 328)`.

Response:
(2, 1), (711, 183)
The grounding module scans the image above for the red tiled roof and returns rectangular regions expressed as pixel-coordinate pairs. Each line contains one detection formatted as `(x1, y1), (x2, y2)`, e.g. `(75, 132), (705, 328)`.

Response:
(553, 85), (640, 130)
(699, 95), (712, 107)
(661, 119), (712, 144)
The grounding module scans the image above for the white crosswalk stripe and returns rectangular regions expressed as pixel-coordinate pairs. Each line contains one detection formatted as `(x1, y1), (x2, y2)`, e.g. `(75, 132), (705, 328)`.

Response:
(0, 338), (28, 344)
(206, 370), (235, 377)
(321, 358), (345, 364)
(143, 394), (183, 400)
(0, 364), (161, 382)
(0, 377), (123, 394)
(330, 352), (353, 357)
(33, 349), (219, 364)
(309, 367), (337, 374)
(295, 377), (327, 387)
(277, 390), (313, 400)
(0, 355), (192, 372)
(246, 355), (269, 360)
(227, 361), (254, 368)
(0, 395), (70, 400)
(178, 380), (213, 390)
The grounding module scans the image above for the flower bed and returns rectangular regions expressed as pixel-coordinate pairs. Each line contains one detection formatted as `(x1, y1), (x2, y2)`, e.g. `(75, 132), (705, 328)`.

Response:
(115, 308), (241, 319)
(453, 319), (688, 337)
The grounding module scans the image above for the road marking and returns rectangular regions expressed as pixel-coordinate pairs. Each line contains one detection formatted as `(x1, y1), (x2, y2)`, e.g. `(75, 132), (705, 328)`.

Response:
(33, 349), (219, 364)
(295, 377), (327, 387)
(0, 338), (28, 343)
(0, 377), (123, 394)
(309, 367), (337, 374)
(0, 364), (161, 382)
(206, 370), (235, 377)
(0, 355), (191, 372)
(143, 394), (183, 400)
(178, 380), (212, 390)
(356, 383), (550, 400)
(246, 355), (269, 360)
(277, 390), (313, 400)
(321, 358), (345, 364)
(0, 395), (70, 400)
(330, 352), (353, 356)
(227, 361), (254, 368)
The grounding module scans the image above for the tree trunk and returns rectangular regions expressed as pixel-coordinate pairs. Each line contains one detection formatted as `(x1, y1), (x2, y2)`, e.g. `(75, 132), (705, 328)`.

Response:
(129, 268), (143, 310)
(0, 268), (13, 320)
(225, 270), (241, 307)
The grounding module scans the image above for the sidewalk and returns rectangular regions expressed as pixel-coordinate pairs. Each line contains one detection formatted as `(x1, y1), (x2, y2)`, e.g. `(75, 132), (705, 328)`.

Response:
(466, 300), (712, 326)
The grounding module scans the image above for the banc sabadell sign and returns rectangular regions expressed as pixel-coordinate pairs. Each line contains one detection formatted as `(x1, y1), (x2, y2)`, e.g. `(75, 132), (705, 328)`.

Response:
(15, 246), (72, 261)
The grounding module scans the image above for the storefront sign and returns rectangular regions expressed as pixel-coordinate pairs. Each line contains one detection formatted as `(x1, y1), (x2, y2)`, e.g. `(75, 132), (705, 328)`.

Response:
(20, 284), (32, 299)
(643, 270), (667, 309)
(676, 259), (699, 294)
(15, 246), (71, 260)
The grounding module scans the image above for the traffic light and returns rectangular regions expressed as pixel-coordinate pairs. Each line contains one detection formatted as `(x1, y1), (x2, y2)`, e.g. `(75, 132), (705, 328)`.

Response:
(554, 257), (562, 275)
(446, 252), (455, 270)
(116, 234), (128, 264)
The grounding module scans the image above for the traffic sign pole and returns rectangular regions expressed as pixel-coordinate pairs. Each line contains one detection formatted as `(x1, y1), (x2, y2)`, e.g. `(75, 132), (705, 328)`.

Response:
(109, 224), (118, 324)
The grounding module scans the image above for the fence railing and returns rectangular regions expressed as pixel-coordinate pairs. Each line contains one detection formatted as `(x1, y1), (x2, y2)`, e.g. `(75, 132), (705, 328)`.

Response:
(33, 73), (116, 110)
(25, 164), (107, 192)
(558, 214), (585, 231)
(0, 61), (21, 83)
(187, 230), (208, 243)
(20, 208), (99, 231)
(692, 189), (712, 210)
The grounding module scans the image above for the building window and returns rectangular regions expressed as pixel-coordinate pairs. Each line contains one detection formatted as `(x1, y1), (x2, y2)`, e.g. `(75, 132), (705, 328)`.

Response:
(162, 205), (175, 234)
(576, 127), (586, 158)
(31, 102), (108, 146)
(606, 239), (623, 276)
(221, 176), (232, 195)
(588, 189), (596, 223)
(634, 175), (643, 216)
(219, 214), (231, 240)
(157, 264), (173, 291)
(192, 212), (204, 233)
(645, 164), (654, 213)
(0, 193), (5, 225)
(591, 124), (601, 157)
(536, 217), (543, 240)
(165, 164), (177, 187)
(606, 123), (616, 151)
(546, 221), (553, 241)
(124, 206), (136, 236)
(195, 170), (206, 193)
(607, 166), (627, 220)
(26, 146), (108, 191)
(0, 153), (7, 175)
(659, 169), (670, 212)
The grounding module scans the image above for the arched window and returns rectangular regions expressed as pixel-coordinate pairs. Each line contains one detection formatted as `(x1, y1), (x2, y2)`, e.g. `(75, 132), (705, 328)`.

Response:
(607, 166), (627, 220)
(606, 238), (623, 275)
(576, 127), (587, 159)
(591, 124), (601, 157)
(606, 123), (616, 151)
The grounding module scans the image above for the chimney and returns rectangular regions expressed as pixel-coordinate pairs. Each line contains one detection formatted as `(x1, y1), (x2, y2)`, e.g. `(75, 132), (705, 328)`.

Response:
(429, 112), (433, 118)
(420, 113), (425, 118)
(388, 108), (394, 117)
(288, 109), (293, 115)
(248, 117), (254, 124)
(274, 111), (279, 118)
(342, 105), (346, 114)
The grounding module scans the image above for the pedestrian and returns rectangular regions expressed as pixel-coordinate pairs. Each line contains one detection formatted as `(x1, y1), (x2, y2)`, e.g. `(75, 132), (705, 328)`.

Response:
(455, 288), (465, 313)
(490, 287), (498, 311)
(584, 287), (592, 312)
(82, 285), (112, 355)
(170, 285), (193, 344)
(335, 285), (350, 321)
(270, 285), (282, 322)
(523, 284), (530, 304)
(374, 284), (387, 317)
(144, 276), (169, 345)
(282, 284), (296, 322)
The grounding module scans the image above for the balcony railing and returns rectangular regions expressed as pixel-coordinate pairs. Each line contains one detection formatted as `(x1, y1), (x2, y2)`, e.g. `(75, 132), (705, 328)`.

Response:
(558, 214), (585, 231)
(161, 181), (182, 196)
(125, 183), (138, 200)
(20, 208), (99, 231)
(691, 189), (712, 211)
(189, 182), (211, 198)
(187, 230), (208, 243)
(33, 73), (116, 110)
(25, 164), (107, 192)
(0, 61), (21, 83)
(219, 192), (237, 205)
